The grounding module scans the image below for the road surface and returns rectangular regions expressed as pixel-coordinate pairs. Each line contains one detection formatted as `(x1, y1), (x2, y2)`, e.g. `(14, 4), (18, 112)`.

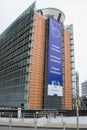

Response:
(0, 126), (87, 130)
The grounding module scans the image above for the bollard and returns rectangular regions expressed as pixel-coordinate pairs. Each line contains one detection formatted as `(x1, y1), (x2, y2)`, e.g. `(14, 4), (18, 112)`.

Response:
(9, 119), (12, 130)
(47, 112), (51, 126)
(63, 121), (66, 130)
(34, 114), (37, 130)
(0, 112), (1, 117)
(18, 108), (21, 118)
(54, 111), (56, 118)
(9, 113), (12, 130)
(61, 113), (63, 124)
(21, 112), (24, 122)
(46, 111), (48, 118)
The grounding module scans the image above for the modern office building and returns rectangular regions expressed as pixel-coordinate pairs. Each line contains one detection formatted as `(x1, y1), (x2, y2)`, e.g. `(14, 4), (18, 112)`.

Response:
(81, 81), (87, 97)
(81, 81), (87, 110)
(0, 2), (75, 110)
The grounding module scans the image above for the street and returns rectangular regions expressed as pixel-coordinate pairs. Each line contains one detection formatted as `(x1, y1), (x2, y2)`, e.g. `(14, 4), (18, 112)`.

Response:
(0, 116), (87, 130)
(0, 126), (87, 130)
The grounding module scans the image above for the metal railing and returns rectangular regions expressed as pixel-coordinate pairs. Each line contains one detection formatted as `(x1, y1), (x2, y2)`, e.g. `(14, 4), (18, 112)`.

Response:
(0, 111), (66, 130)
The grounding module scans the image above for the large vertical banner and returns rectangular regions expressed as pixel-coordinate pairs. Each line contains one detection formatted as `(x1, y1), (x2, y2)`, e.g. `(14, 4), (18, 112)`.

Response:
(48, 18), (63, 96)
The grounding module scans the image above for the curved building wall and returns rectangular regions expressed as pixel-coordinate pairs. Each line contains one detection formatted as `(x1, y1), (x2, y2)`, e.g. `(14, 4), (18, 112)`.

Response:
(37, 8), (65, 23)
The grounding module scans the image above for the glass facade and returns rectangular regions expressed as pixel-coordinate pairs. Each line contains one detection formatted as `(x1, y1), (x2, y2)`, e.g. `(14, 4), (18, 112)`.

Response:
(0, 2), (36, 109)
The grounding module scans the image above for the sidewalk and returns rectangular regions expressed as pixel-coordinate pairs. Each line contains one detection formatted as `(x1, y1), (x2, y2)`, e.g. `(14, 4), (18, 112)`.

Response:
(0, 116), (87, 128)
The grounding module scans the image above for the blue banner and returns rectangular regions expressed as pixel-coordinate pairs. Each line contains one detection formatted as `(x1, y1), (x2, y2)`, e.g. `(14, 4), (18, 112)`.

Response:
(48, 18), (63, 96)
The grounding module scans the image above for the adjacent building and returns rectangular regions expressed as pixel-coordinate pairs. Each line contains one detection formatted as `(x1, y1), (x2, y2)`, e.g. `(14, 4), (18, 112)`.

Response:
(0, 2), (75, 110)
(81, 81), (87, 97)
(81, 81), (87, 109)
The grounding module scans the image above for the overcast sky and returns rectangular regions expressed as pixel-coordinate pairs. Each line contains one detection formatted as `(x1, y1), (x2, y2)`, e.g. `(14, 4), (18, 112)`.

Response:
(0, 0), (87, 94)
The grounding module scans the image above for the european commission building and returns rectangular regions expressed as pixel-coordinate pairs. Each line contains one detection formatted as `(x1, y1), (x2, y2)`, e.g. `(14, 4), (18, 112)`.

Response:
(0, 2), (75, 110)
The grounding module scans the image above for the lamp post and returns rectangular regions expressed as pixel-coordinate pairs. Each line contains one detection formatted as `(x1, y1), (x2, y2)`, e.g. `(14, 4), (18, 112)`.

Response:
(76, 72), (79, 130)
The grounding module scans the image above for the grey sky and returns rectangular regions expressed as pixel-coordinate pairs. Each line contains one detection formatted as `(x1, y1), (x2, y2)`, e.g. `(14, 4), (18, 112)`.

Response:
(0, 0), (87, 94)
